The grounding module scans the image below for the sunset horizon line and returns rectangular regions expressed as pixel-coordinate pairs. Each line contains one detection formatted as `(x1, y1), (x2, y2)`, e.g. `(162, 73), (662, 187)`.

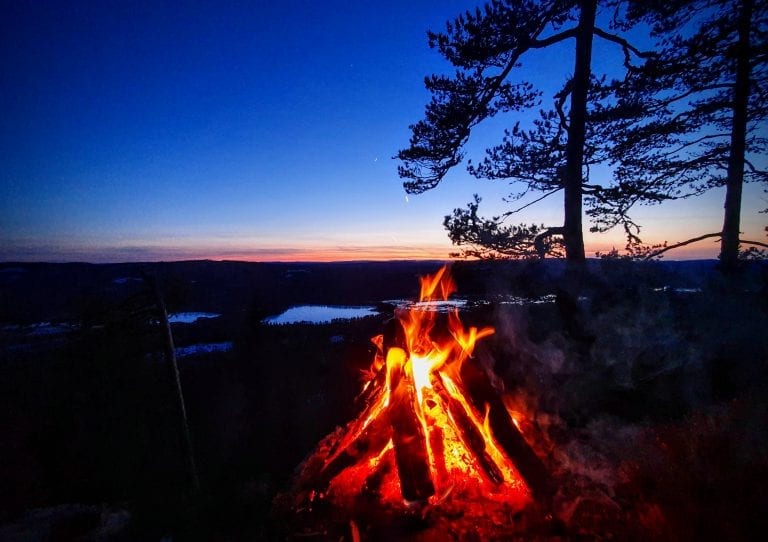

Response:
(0, 240), (723, 265)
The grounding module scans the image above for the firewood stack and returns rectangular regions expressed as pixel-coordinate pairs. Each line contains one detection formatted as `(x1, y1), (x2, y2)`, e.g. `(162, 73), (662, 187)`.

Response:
(277, 266), (557, 540)
(295, 316), (552, 507)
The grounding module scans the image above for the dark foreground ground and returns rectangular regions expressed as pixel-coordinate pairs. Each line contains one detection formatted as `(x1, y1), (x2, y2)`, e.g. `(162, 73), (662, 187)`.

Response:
(0, 259), (766, 540)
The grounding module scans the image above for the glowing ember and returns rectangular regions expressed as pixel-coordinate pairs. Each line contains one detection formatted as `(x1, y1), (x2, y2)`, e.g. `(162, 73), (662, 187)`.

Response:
(305, 266), (538, 509)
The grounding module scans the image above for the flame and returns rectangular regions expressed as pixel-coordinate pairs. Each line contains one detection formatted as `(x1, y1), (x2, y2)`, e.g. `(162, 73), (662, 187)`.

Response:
(419, 264), (456, 301)
(325, 265), (530, 506)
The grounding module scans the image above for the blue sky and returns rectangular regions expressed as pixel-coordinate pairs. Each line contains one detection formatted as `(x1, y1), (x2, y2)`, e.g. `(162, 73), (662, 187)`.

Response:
(1, 0), (765, 262)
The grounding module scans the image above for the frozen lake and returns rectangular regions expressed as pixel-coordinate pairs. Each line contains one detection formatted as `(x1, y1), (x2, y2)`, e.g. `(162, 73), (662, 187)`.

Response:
(2, 322), (74, 335)
(168, 312), (221, 324)
(263, 305), (379, 325)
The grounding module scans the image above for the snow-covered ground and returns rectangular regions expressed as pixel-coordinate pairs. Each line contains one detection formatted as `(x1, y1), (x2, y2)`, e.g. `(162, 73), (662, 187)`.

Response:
(263, 305), (378, 325)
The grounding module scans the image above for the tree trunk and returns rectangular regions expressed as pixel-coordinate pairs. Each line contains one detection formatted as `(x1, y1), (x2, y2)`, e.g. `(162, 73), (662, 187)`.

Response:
(562, 0), (596, 262)
(720, 0), (753, 271)
(146, 274), (201, 496)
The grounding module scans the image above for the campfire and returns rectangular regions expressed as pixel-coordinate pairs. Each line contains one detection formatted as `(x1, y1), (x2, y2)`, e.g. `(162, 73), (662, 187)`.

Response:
(282, 266), (554, 537)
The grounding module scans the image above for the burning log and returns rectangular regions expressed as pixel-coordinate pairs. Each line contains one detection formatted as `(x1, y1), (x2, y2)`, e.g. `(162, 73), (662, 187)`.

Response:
(323, 316), (410, 466)
(383, 316), (408, 354)
(460, 360), (554, 503)
(383, 317), (436, 502)
(353, 317), (407, 411)
(422, 389), (449, 484)
(313, 401), (392, 491)
(291, 265), (541, 521)
(353, 361), (386, 411)
(386, 346), (436, 502)
(430, 372), (504, 485)
(362, 446), (393, 497)
(297, 386), (389, 491)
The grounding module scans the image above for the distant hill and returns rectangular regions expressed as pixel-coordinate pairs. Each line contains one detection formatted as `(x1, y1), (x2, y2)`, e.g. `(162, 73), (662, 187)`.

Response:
(1, 258), (763, 324)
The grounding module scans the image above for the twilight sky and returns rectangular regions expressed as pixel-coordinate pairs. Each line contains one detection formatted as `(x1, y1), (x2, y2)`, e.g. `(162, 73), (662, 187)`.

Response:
(1, 0), (765, 262)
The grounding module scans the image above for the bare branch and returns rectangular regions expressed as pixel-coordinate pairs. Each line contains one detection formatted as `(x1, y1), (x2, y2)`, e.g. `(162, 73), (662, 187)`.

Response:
(648, 84), (734, 111)
(745, 158), (768, 175)
(642, 234), (766, 260)
(554, 82), (570, 130)
(530, 28), (578, 49)
(501, 187), (563, 218)
(644, 232), (722, 259)
(659, 133), (730, 157)
(741, 239), (768, 249)
(593, 26), (653, 68)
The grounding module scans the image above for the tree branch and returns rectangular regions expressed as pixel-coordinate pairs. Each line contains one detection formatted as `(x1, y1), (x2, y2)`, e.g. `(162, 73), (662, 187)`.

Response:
(402, 15), (556, 192)
(660, 133), (730, 157)
(642, 234), (767, 259)
(741, 239), (768, 249)
(649, 84), (733, 111)
(531, 28), (578, 48)
(745, 158), (768, 175)
(534, 226), (565, 258)
(593, 26), (652, 68)
(554, 82), (570, 130)
(501, 187), (563, 218)
(644, 232), (721, 259)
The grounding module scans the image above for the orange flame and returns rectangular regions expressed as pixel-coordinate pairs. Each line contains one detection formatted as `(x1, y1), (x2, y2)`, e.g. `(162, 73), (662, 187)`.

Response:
(418, 264), (457, 301)
(328, 265), (530, 506)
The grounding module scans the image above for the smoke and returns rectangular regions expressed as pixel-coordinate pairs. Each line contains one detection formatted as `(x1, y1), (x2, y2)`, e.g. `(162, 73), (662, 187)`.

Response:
(479, 265), (768, 537)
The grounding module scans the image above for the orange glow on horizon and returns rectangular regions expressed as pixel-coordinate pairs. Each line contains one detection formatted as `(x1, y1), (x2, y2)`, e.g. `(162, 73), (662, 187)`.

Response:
(205, 239), (723, 263)
(205, 244), (458, 262)
(6, 238), (724, 264)
(587, 237), (724, 260)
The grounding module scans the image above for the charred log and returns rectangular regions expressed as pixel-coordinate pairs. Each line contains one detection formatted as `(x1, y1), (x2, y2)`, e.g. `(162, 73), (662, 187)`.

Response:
(355, 317), (409, 411)
(362, 449), (393, 498)
(354, 362), (387, 411)
(422, 389), (449, 484)
(431, 373), (504, 484)
(460, 361), (554, 503)
(324, 384), (387, 462)
(383, 317), (409, 355)
(387, 347), (435, 502)
(312, 406), (392, 491)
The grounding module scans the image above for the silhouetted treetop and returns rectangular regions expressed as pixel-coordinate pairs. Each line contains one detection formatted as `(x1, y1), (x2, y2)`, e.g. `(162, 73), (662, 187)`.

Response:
(613, 0), (767, 267)
(426, 1), (573, 69)
(399, 0), (654, 261)
(398, 0), (571, 194)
